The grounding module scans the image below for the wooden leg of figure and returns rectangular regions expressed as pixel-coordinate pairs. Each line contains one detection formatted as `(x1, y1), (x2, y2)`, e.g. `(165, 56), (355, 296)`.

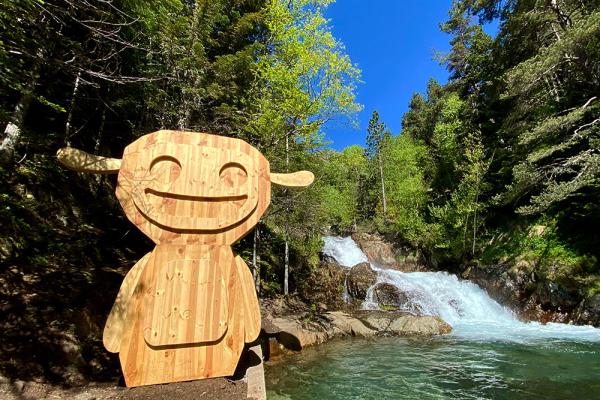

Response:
(234, 256), (261, 342)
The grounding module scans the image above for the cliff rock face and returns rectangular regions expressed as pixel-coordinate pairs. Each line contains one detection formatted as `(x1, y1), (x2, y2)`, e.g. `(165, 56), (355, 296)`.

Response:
(299, 259), (347, 310)
(351, 232), (428, 272)
(351, 233), (398, 268)
(463, 262), (597, 326)
(575, 293), (600, 327)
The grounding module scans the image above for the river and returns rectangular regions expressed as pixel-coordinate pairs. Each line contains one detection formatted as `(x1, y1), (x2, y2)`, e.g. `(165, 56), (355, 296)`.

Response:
(265, 236), (600, 399)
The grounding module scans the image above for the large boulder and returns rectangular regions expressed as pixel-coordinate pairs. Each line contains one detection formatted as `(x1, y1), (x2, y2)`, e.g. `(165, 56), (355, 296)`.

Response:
(355, 311), (452, 336)
(373, 283), (406, 310)
(264, 317), (328, 351)
(352, 232), (398, 267)
(388, 315), (452, 336)
(299, 259), (347, 310)
(347, 262), (377, 300)
(352, 232), (428, 272)
(262, 310), (452, 355)
(575, 293), (600, 326)
(325, 311), (377, 337)
(372, 283), (424, 314)
(463, 261), (594, 325)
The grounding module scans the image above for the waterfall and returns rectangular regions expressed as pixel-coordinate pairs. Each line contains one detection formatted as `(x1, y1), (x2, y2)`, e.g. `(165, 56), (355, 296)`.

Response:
(323, 236), (600, 342)
(322, 236), (368, 267)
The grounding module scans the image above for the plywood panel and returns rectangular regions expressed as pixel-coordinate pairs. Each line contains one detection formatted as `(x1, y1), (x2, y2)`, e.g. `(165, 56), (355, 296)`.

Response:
(56, 130), (314, 387)
(103, 252), (151, 353)
(118, 244), (244, 386)
(141, 245), (229, 346)
(235, 256), (261, 342)
(115, 131), (271, 246)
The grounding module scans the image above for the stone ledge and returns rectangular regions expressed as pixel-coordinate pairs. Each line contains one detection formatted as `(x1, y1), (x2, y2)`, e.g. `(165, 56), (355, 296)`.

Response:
(262, 310), (452, 356)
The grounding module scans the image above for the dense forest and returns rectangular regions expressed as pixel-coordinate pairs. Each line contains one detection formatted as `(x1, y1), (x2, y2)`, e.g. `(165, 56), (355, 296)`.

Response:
(0, 0), (599, 382)
(319, 0), (600, 302)
(0, 0), (361, 299)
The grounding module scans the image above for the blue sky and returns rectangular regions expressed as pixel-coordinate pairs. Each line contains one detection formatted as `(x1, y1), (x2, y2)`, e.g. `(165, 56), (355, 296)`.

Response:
(321, 0), (456, 150)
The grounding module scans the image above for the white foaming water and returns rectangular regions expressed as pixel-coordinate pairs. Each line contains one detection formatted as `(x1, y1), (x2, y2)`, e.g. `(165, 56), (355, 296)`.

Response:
(322, 236), (368, 267)
(322, 236), (600, 343)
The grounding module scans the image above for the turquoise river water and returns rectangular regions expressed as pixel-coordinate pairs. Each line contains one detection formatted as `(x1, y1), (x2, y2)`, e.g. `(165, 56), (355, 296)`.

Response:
(265, 237), (600, 399)
(265, 336), (600, 399)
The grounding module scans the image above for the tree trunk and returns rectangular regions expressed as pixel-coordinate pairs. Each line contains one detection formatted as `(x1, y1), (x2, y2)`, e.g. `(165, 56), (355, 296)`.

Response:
(284, 231), (289, 296)
(94, 102), (108, 188)
(0, 93), (33, 163)
(377, 149), (387, 220)
(252, 226), (261, 293)
(65, 71), (82, 146)
(472, 170), (481, 257)
(95, 103), (107, 154)
(284, 131), (290, 296)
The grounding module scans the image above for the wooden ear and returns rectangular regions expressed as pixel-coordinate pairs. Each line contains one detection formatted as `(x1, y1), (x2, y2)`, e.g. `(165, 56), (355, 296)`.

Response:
(57, 147), (121, 174)
(270, 171), (314, 187)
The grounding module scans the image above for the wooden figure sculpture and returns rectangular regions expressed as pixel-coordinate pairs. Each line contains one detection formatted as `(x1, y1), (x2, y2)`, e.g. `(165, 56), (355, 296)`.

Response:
(56, 130), (314, 387)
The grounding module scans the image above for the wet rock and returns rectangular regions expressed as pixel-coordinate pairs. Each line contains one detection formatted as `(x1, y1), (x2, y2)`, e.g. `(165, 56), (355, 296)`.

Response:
(264, 317), (329, 350)
(465, 263), (536, 312)
(355, 311), (451, 336)
(352, 232), (398, 267)
(351, 232), (428, 272)
(373, 283), (405, 310)
(534, 280), (582, 310)
(371, 283), (425, 315)
(347, 262), (376, 300)
(575, 293), (600, 326)
(325, 311), (377, 337)
(299, 259), (347, 310)
(463, 262), (593, 325)
(262, 309), (451, 355)
(388, 316), (452, 336)
(357, 311), (394, 331)
(395, 254), (429, 272)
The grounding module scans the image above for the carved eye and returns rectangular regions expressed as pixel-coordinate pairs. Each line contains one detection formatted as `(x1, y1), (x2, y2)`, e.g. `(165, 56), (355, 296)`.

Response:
(149, 156), (181, 181)
(219, 162), (247, 187)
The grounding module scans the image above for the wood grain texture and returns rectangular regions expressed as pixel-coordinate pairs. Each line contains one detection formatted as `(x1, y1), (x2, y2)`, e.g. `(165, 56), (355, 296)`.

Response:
(57, 130), (314, 387)
(235, 256), (261, 342)
(115, 130), (271, 246)
(141, 245), (229, 346)
(103, 252), (151, 353)
(270, 171), (314, 187)
(56, 147), (122, 173)
(113, 131), (268, 386)
(118, 245), (245, 386)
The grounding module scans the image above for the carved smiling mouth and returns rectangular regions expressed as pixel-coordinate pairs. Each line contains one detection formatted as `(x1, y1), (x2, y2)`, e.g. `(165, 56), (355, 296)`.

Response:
(143, 188), (248, 203)
(132, 186), (254, 232)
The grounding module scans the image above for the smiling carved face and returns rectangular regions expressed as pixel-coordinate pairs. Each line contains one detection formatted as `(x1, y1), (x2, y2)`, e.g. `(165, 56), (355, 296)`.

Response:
(56, 129), (314, 245)
(116, 131), (271, 245)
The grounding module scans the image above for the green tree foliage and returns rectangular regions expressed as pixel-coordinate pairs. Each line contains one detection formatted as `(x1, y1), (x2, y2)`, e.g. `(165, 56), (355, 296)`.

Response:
(0, 0), (362, 299)
(250, 0), (361, 293)
(318, 145), (368, 230)
(422, 0), (600, 280)
(498, 7), (600, 216)
(379, 135), (429, 245)
(365, 111), (390, 220)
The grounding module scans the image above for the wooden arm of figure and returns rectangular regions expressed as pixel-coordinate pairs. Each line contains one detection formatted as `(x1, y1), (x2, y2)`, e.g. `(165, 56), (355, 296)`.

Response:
(234, 256), (261, 342)
(103, 253), (151, 353)
(56, 147), (121, 174)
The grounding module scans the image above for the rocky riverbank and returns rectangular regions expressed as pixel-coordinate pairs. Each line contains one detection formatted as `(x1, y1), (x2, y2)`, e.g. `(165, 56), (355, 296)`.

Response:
(462, 263), (600, 326)
(260, 297), (451, 361)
